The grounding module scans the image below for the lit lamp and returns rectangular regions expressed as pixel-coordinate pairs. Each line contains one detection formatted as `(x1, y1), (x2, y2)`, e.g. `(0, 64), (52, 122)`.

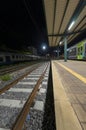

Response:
(42, 45), (46, 50)
(68, 21), (75, 31)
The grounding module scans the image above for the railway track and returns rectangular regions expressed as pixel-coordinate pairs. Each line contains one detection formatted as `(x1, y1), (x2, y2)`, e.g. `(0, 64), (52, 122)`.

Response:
(0, 63), (42, 94)
(0, 62), (37, 76)
(0, 62), (50, 130)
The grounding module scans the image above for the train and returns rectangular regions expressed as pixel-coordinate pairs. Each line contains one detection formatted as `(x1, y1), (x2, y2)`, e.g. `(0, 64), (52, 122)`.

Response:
(0, 52), (40, 65)
(67, 39), (86, 60)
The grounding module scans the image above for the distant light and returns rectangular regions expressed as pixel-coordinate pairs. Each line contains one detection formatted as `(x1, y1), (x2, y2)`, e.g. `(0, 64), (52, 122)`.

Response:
(54, 50), (58, 52)
(68, 21), (75, 31)
(59, 41), (62, 45)
(42, 45), (46, 50)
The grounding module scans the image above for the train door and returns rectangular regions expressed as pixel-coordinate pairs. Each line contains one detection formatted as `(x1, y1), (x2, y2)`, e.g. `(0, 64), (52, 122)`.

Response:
(77, 42), (84, 59)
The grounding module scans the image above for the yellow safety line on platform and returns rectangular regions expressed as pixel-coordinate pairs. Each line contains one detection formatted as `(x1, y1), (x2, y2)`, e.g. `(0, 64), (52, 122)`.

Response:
(56, 62), (86, 84)
(52, 62), (82, 130)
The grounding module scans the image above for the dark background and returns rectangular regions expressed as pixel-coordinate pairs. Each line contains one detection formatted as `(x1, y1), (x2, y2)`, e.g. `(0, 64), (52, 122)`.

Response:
(0, 0), (49, 54)
(0, 0), (85, 55)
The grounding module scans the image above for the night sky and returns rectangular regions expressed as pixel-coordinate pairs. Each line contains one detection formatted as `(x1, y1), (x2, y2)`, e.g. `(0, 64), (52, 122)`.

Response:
(0, 0), (85, 55)
(0, 0), (48, 54)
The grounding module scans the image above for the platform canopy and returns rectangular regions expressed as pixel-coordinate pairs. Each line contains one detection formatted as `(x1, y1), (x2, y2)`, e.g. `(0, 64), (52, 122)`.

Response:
(43, 0), (86, 47)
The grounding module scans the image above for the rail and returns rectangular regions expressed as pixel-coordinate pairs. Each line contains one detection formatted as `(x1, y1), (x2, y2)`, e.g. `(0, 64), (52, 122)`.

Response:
(0, 64), (41, 94)
(12, 64), (48, 130)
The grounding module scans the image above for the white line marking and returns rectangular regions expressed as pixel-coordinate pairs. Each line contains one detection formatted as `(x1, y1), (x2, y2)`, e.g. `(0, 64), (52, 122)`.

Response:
(0, 99), (25, 108)
(30, 73), (42, 75)
(8, 88), (33, 93)
(34, 101), (44, 111)
(45, 74), (48, 76)
(28, 75), (41, 76)
(44, 77), (48, 80)
(42, 81), (47, 85)
(17, 82), (36, 85)
(0, 128), (10, 130)
(24, 77), (39, 80)
(39, 88), (46, 93)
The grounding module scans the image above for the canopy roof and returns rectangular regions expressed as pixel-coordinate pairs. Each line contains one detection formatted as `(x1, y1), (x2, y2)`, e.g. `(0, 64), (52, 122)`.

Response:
(43, 0), (86, 46)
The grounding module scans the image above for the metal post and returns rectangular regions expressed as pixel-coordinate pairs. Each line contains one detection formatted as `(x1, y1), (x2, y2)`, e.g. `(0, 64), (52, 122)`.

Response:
(64, 37), (67, 62)
(57, 48), (59, 59)
(57, 50), (59, 59)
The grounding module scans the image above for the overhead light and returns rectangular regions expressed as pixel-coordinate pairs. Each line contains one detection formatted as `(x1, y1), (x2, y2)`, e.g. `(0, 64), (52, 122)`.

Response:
(68, 21), (75, 31)
(59, 41), (62, 45)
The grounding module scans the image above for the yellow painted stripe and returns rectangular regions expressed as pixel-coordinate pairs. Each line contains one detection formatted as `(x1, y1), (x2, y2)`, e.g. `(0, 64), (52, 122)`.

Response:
(56, 62), (86, 84)
(52, 62), (82, 130)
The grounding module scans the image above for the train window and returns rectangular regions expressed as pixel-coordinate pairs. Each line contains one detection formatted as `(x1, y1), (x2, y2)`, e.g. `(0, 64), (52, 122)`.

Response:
(72, 48), (76, 55)
(85, 44), (86, 53)
(0, 57), (3, 62)
(81, 46), (83, 51)
(74, 48), (76, 52)
(78, 48), (80, 52)
(78, 48), (79, 52)
(78, 48), (80, 54)
(5, 56), (11, 61)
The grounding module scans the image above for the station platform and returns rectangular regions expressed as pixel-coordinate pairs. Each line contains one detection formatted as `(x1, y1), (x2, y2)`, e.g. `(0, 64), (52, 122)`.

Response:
(52, 60), (86, 130)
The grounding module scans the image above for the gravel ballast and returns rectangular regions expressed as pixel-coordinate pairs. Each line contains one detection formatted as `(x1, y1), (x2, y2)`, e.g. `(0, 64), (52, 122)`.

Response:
(0, 63), (50, 129)
(22, 63), (56, 130)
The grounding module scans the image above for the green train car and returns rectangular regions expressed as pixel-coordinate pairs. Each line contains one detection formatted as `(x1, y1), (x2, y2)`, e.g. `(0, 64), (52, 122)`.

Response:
(67, 39), (86, 60)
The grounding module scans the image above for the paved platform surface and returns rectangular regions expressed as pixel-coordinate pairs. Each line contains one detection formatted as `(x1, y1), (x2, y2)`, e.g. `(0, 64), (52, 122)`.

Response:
(52, 60), (86, 130)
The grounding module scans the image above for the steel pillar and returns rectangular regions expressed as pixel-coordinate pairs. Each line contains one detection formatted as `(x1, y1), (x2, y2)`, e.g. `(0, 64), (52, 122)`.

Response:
(64, 37), (67, 62)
